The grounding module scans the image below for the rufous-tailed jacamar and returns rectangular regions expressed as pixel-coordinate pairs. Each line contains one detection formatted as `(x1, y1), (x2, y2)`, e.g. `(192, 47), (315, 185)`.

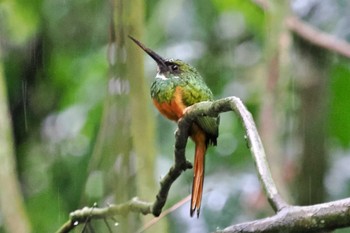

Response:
(129, 36), (219, 217)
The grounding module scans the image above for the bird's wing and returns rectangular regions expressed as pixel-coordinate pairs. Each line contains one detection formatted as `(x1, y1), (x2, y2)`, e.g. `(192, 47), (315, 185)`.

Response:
(195, 116), (219, 145)
(181, 81), (219, 144)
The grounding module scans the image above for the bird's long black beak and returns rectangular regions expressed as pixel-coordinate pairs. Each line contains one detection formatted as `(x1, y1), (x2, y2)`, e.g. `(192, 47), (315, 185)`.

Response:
(128, 35), (169, 73)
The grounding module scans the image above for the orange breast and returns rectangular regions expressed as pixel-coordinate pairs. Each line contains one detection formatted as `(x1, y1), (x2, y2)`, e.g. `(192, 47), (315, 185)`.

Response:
(152, 86), (187, 122)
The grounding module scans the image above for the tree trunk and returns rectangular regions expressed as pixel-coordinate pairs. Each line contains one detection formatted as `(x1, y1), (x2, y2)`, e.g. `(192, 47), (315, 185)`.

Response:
(0, 51), (32, 233)
(293, 35), (329, 206)
(259, 0), (291, 201)
(88, 0), (163, 232)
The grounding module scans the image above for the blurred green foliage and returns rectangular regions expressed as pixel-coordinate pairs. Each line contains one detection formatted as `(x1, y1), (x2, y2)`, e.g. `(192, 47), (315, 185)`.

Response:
(330, 62), (350, 147)
(1, 0), (350, 232)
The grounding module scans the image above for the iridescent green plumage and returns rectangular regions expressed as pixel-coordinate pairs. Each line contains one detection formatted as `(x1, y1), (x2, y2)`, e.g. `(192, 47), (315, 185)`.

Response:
(129, 36), (219, 217)
(150, 59), (219, 143)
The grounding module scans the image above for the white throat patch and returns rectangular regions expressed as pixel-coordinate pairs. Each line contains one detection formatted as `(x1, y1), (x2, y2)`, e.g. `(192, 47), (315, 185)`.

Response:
(156, 73), (167, 80)
(156, 73), (180, 80)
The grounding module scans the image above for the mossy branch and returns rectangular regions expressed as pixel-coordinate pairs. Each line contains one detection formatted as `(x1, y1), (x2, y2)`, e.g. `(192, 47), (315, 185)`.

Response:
(57, 97), (350, 233)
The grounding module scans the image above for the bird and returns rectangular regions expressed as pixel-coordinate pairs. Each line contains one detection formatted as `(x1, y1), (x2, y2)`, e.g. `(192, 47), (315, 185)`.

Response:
(129, 36), (219, 217)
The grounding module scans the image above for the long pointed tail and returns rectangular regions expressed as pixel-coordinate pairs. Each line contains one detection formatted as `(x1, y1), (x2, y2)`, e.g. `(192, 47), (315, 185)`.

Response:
(190, 138), (206, 217)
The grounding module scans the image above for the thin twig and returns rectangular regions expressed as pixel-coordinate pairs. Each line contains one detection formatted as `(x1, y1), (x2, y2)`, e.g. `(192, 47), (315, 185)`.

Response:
(103, 218), (113, 233)
(286, 16), (350, 58)
(136, 195), (192, 233)
(55, 198), (152, 233)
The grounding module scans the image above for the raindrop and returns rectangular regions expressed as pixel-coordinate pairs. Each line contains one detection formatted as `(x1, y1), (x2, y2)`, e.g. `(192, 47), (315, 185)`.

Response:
(22, 80), (28, 131)
(114, 222), (119, 227)
(73, 221), (79, 226)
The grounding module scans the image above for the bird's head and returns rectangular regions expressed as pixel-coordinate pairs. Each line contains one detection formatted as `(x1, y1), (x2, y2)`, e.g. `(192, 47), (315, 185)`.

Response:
(129, 36), (200, 80)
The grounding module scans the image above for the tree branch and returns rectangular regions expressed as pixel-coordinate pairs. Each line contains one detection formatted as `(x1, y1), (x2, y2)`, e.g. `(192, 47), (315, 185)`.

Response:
(251, 0), (350, 58)
(56, 96), (287, 232)
(216, 197), (350, 233)
(286, 16), (350, 58)
(184, 97), (288, 211)
(56, 97), (350, 232)
(56, 198), (152, 233)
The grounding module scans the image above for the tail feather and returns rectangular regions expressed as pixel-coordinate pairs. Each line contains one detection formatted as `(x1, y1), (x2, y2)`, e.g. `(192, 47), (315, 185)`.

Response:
(190, 141), (206, 217)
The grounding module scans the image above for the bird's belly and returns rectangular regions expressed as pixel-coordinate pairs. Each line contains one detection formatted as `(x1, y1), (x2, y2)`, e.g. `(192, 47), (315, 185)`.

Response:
(152, 98), (185, 122)
(151, 84), (188, 121)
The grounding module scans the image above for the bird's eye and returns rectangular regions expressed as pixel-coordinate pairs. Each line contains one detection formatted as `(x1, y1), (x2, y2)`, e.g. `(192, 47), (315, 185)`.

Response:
(171, 64), (179, 71)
